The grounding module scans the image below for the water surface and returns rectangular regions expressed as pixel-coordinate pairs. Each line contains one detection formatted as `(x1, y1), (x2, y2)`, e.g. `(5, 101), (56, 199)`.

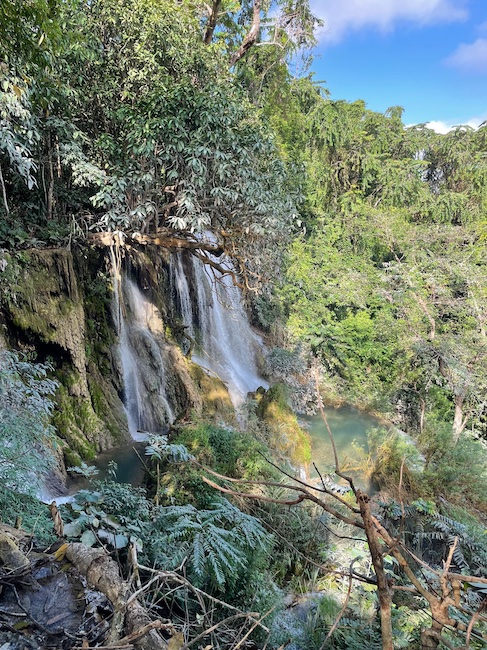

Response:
(301, 406), (381, 490)
(66, 443), (147, 493)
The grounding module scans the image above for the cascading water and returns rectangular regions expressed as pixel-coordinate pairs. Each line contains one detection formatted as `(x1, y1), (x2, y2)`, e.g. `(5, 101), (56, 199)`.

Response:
(171, 251), (267, 408)
(110, 246), (174, 440)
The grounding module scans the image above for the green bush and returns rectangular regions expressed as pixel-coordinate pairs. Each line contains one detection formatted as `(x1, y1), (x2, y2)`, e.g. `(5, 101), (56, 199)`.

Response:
(158, 422), (279, 508)
(366, 427), (423, 496)
(0, 486), (55, 547)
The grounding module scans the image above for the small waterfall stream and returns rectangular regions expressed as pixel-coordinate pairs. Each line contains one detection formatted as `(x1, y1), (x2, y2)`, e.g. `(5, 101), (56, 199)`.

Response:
(171, 252), (268, 408)
(110, 247), (174, 440)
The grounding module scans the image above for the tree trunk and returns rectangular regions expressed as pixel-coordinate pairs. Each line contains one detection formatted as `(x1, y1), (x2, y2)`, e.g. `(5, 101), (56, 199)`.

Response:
(357, 491), (393, 650)
(46, 129), (54, 220)
(229, 0), (261, 66)
(419, 397), (425, 434)
(203, 0), (222, 45)
(0, 164), (9, 216)
(66, 542), (168, 650)
(452, 396), (465, 444)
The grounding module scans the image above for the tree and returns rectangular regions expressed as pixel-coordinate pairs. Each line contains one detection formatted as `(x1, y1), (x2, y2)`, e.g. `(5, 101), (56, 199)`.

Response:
(0, 350), (57, 493)
(270, 89), (487, 442)
(56, 0), (300, 287)
(0, 0), (302, 287)
(200, 0), (321, 67)
(195, 424), (487, 650)
(382, 223), (487, 442)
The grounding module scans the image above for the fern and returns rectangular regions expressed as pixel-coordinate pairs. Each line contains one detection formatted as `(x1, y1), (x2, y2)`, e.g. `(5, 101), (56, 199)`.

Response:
(153, 498), (272, 591)
(145, 435), (194, 463)
(379, 499), (487, 576)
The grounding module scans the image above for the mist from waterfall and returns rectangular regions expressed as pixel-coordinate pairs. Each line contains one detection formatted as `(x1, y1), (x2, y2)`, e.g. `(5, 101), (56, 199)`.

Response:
(171, 252), (267, 408)
(110, 247), (174, 440)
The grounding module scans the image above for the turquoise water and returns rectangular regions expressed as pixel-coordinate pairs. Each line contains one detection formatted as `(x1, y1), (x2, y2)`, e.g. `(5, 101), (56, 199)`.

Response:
(300, 406), (381, 490)
(67, 407), (381, 493)
(67, 442), (147, 493)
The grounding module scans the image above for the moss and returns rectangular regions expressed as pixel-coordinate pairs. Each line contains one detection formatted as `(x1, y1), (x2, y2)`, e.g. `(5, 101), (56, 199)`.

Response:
(89, 379), (105, 416)
(4, 254), (76, 335)
(188, 362), (235, 424)
(87, 368), (128, 444)
(2, 248), (129, 472)
(81, 269), (116, 376)
(257, 384), (311, 466)
(52, 383), (98, 461)
(63, 445), (82, 469)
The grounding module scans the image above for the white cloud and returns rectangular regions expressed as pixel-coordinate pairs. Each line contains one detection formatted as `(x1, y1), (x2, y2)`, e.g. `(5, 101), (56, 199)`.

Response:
(312, 0), (469, 44)
(424, 120), (455, 133)
(421, 115), (487, 132)
(445, 37), (487, 73)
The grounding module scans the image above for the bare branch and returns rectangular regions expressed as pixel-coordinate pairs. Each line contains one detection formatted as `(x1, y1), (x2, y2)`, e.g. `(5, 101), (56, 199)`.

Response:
(465, 598), (486, 649)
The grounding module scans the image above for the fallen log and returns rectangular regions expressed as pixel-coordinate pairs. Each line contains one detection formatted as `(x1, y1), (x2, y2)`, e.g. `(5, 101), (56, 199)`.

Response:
(66, 543), (169, 650)
(87, 229), (224, 257)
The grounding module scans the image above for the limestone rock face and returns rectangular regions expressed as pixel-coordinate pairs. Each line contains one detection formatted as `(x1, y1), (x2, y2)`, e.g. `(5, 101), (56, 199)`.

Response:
(0, 244), (238, 488)
(0, 249), (130, 470)
(6, 249), (88, 390)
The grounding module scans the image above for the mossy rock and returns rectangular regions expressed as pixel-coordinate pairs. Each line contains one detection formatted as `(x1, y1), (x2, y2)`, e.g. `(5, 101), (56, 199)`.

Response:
(87, 362), (129, 444)
(188, 362), (236, 425)
(52, 382), (102, 464)
(2, 249), (88, 379)
(257, 384), (311, 466)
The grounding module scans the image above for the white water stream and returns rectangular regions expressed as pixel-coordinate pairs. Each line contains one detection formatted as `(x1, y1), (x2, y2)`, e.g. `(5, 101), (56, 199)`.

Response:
(110, 247), (174, 440)
(42, 246), (268, 500)
(171, 252), (268, 408)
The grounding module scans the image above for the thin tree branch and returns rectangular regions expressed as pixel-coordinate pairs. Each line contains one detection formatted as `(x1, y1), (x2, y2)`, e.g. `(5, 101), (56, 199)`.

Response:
(465, 598), (486, 649)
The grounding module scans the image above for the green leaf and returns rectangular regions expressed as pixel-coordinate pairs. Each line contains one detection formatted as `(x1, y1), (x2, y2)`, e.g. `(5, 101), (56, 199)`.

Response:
(80, 529), (97, 547)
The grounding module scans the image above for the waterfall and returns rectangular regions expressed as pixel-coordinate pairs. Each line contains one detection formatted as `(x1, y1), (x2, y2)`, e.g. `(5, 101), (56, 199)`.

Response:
(110, 246), (174, 440)
(171, 251), (267, 408)
(170, 253), (195, 340)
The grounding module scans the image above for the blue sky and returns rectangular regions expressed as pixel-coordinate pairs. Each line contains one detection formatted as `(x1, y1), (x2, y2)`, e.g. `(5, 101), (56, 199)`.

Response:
(308, 0), (487, 130)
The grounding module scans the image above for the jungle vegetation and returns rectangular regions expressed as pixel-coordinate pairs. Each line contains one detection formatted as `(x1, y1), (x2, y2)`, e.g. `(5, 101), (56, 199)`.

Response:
(1, 1), (487, 649)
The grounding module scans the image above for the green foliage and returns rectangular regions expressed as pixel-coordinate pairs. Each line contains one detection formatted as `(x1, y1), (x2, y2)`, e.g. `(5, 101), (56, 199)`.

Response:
(267, 84), (487, 453)
(365, 427), (424, 495)
(249, 491), (328, 582)
(145, 434), (195, 464)
(379, 498), (487, 578)
(0, 0), (304, 289)
(419, 434), (487, 510)
(0, 485), (55, 547)
(153, 499), (271, 592)
(296, 591), (382, 650)
(154, 422), (278, 508)
(256, 384), (312, 465)
(62, 479), (274, 602)
(0, 74), (39, 191)
(364, 418), (487, 511)
(0, 350), (57, 493)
